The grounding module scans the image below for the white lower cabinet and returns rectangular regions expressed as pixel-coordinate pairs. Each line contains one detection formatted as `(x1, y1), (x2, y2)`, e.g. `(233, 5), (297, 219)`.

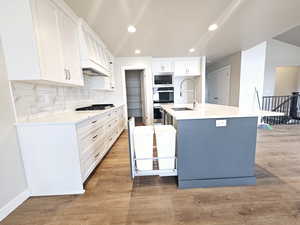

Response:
(77, 108), (125, 182)
(16, 106), (125, 196)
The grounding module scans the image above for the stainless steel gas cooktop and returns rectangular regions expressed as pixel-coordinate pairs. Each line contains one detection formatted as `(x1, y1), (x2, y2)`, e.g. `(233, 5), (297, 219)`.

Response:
(75, 104), (114, 111)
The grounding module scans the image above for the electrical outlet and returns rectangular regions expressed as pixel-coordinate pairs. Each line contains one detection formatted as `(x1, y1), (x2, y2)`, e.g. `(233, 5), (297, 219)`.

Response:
(216, 119), (227, 127)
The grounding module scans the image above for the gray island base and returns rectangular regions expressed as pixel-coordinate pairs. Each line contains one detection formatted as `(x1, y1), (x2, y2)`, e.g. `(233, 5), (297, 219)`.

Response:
(176, 117), (257, 189)
(160, 103), (273, 189)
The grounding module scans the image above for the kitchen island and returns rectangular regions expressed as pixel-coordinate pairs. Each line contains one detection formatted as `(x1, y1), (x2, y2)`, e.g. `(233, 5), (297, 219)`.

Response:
(161, 104), (281, 189)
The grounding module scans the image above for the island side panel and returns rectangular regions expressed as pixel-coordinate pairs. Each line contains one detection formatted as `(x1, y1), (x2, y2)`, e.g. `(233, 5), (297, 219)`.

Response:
(176, 117), (258, 188)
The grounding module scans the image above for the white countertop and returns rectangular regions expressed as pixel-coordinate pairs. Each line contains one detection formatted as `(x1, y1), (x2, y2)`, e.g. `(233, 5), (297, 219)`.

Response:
(161, 103), (284, 120)
(16, 105), (124, 126)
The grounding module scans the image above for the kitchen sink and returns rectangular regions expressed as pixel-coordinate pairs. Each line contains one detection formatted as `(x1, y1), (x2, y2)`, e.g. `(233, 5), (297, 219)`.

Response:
(171, 107), (193, 111)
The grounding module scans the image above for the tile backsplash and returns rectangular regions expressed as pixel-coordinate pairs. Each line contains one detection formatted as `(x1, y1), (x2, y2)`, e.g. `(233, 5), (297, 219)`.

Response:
(11, 77), (112, 121)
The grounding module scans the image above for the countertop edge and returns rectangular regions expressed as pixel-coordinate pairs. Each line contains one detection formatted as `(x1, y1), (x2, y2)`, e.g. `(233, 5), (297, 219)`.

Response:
(15, 104), (125, 127)
(161, 104), (284, 120)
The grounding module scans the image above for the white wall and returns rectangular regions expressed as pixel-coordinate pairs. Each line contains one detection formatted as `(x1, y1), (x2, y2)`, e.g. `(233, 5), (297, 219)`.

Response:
(274, 66), (300, 95)
(239, 42), (267, 111)
(114, 57), (153, 125)
(9, 69), (124, 122)
(199, 56), (206, 104)
(174, 77), (195, 104)
(207, 52), (241, 106)
(264, 39), (300, 96)
(298, 69), (300, 92)
(11, 77), (113, 122)
(0, 40), (28, 221)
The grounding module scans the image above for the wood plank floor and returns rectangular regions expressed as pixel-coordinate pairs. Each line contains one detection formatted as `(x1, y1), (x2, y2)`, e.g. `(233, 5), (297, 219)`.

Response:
(1, 125), (300, 225)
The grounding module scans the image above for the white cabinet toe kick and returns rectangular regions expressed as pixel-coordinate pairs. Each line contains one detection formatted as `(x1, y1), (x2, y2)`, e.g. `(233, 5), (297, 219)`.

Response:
(16, 106), (125, 196)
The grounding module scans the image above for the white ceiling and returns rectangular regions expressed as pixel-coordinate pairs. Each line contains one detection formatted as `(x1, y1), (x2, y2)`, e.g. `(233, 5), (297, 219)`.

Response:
(274, 25), (300, 47)
(65, 0), (300, 61)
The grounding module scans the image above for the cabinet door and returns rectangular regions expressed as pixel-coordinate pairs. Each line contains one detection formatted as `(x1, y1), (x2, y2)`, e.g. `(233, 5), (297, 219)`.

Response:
(33, 0), (64, 82)
(174, 61), (187, 76)
(58, 10), (83, 85)
(174, 60), (200, 76)
(96, 44), (106, 68)
(83, 30), (98, 64)
(152, 61), (172, 74)
(103, 48), (110, 71)
(186, 60), (200, 75)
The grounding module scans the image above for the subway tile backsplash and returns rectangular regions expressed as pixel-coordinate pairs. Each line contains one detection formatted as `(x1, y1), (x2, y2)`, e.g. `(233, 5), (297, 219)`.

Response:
(11, 77), (109, 122)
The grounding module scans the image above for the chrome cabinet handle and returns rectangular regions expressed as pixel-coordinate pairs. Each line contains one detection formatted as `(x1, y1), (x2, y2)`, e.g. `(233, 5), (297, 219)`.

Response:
(64, 69), (68, 80)
(68, 70), (71, 80)
(95, 153), (100, 158)
(92, 135), (98, 140)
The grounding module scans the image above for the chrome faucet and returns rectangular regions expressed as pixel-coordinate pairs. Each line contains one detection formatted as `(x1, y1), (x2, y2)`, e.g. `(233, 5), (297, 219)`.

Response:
(179, 78), (197, 109)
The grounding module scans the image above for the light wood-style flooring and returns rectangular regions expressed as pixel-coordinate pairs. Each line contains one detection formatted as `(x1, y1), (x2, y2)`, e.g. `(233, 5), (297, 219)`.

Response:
(1, 125), (300, 225)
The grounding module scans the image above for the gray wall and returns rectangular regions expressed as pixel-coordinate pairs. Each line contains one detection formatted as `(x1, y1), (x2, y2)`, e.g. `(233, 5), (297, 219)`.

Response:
(264, 39), (300, 96)
(0, 41), (28, 210)
(207, 52), (241, 106)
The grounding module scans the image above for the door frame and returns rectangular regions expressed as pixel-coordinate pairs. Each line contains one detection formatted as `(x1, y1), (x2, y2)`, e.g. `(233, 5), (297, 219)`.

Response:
(206, 65), (231, 105)
(121, 65), (152, 126)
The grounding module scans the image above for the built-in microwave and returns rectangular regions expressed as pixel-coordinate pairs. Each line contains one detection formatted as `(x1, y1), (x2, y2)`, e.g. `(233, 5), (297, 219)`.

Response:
(154, 74), (173, 86)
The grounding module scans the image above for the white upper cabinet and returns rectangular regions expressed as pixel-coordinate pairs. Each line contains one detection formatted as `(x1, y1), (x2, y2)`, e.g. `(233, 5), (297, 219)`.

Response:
(152, 60), (173, 74)
(84, 51), (115, 91)
(33, 0), (65, 83)
(57, 8), (83, 85)
(0, 0), (84, 86)
(78, 19), (112, 77)
(174, 58), (201, 76)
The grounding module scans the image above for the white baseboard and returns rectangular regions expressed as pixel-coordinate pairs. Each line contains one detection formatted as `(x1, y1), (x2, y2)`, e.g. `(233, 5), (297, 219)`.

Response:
(0, 189), (30, 222)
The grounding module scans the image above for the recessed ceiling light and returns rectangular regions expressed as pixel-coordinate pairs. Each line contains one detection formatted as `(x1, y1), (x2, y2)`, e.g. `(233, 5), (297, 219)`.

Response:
(208, 23), (218, 31)
(189, 48), (195, 53)
(134, 49), (141, 54)
(128, 25), (136, 33)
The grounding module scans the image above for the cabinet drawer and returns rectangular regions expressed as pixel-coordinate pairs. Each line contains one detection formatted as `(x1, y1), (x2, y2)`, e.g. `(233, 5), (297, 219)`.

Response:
(77, 116), (103, 136)
(80, 139), (104, 175)
(80, 135), (103, 159)
(79, 126), (105, 153)
(104, 117), (117, 131)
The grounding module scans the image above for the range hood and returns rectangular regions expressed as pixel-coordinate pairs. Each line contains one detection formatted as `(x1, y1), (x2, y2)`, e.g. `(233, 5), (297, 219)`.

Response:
(83, 68), (106, 76)
(82, 67), (109, 77)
